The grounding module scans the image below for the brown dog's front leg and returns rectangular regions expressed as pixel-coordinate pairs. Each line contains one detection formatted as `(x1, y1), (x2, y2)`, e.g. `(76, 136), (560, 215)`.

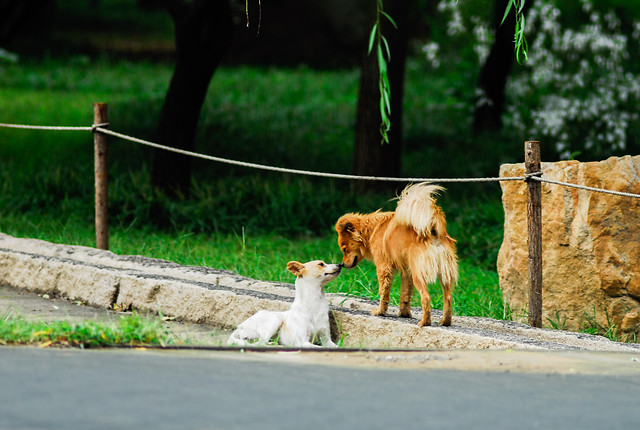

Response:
(372, 267), (393, 317)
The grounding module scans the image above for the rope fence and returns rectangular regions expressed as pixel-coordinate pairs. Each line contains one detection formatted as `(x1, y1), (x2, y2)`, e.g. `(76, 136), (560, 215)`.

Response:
(531, 176), (640, 199)
(2, 102), (640, 329)
(0, 123), (95, 132)
(2, 120), (639, 197)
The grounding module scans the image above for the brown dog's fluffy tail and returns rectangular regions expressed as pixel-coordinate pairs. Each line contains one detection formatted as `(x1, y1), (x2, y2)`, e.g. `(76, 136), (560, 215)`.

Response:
(395, 183), (448, 239)
(396, 183), (458, 289)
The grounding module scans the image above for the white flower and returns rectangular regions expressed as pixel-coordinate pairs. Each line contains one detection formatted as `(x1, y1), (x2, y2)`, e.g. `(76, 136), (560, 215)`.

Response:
(447, 8), (466, 36)
(422, 42), (440, 69)
(472, 21), (492, 65)
(505, 0), (640, 159)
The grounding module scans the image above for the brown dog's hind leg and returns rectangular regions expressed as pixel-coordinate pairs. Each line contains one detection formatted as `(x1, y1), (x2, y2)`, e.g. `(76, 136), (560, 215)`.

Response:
(412, 273), (432, 327)
(399, 273), (413, 318)
(439, 279), (453, 326)
(372, 266), (393, 317)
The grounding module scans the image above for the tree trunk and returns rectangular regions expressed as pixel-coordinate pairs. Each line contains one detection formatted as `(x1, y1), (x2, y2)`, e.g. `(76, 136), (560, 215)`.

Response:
(473, 0), (533, 134)
(353, 0), (408, 193)
(152, 0), (233, 197)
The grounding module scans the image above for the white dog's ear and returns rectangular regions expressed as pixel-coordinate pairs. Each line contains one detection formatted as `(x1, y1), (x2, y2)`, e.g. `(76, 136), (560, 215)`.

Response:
(287, 261), (305, 276)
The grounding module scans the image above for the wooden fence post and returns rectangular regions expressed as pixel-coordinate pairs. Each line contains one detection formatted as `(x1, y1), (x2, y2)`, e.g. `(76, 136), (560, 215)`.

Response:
(93, 102), (109, 250)
(525, 140), (542, 328)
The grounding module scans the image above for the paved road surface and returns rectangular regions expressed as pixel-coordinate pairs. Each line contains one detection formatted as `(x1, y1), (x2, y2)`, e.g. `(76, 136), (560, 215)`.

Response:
(2, 284), (640, 429)
(1, 346), (640, 430)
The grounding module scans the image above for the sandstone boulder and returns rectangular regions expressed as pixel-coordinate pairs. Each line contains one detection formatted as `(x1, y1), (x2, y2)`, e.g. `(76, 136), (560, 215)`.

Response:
(498, 155), (640, 338)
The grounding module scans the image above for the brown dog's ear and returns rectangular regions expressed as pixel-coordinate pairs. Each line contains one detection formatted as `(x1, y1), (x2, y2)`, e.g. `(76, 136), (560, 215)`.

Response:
(340, 222), (355, 234)
(338, 220), (364, 243)
(287, 261), (305, 276)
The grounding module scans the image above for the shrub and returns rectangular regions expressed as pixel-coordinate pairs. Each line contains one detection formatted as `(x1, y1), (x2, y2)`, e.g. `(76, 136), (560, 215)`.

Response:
(505, 0), (640, 159)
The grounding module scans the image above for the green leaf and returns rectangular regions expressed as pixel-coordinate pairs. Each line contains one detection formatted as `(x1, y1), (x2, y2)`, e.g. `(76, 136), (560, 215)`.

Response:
(381, 11), (397, 28)
(383, 90), (391, 115)
(380, 128), (389, 144)
(381, 35), (391, 61)
(368, 23), (378, 55)
(501, 0), (515, 25)
(513, 14), (528, 64)
(515, 33), (528, 64)
(382, 73), (391, 95)
(377, 47), (387, 74)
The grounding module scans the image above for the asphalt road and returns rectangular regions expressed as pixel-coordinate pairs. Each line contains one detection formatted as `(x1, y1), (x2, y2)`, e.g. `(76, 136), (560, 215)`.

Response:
(1, 346), (640, 430)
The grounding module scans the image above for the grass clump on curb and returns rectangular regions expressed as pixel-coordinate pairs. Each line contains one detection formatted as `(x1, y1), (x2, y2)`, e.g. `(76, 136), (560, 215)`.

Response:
(0, 313), (173, 348)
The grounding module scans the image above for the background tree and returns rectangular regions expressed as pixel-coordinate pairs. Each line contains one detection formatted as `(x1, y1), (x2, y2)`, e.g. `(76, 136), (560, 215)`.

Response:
(473, 0), (533, 134)
(151, 0), (234, 198)
(353, 0), (409, 192)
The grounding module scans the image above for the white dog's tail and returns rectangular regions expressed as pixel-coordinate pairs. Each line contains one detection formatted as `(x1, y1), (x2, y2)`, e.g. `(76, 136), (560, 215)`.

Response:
(395, 183), (448, 239)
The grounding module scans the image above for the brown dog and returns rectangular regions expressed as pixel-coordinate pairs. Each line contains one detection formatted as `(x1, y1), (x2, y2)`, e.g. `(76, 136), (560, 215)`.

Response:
(335, 183), (458, 327)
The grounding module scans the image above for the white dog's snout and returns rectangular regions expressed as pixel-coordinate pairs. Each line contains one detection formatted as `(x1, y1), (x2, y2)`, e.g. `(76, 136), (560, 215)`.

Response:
(325, 264), (342, 276)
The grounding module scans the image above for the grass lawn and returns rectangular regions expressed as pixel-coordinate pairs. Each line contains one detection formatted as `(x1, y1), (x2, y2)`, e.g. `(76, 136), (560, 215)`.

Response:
(0, 313), (173, 348)
(0, 57), (509, 322)
(0, 209), (506, 321)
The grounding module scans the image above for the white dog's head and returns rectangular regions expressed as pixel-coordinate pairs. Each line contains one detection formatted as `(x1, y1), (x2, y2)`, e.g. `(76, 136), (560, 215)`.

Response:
(287, 260), (342, 285)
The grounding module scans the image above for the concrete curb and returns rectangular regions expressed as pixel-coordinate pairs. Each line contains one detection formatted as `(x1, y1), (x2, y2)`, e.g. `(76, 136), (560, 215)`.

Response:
(1, 233), (638, 351)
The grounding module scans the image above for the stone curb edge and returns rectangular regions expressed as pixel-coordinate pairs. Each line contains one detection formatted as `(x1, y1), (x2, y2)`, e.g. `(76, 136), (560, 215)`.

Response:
(1, 234), (638, 351)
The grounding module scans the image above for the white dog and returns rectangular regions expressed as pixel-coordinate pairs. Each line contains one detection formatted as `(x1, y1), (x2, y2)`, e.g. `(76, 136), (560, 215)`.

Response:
(227, 260), (341, 348)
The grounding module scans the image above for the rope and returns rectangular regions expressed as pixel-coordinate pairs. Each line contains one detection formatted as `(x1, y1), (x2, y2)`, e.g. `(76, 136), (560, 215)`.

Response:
(531, 176), (640, 199)
(524, 171), (543, 181)
(91, 122), (110, 132)
(1, 121), (639, 197)
(93, 127), (524, 183)
(0, 123), (94, 132)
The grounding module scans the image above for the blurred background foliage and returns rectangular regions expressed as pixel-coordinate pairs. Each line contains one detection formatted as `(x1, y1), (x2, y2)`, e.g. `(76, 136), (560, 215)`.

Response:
(1, 1), (639, 319)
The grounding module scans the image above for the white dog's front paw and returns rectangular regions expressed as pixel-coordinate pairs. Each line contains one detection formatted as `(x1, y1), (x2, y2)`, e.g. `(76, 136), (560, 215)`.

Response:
(324, 340), (337, 348)
(300, 342), (321, 348)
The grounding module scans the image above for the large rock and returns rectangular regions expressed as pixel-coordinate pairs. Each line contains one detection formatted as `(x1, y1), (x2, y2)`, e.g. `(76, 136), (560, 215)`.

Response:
(498, 155), (640, 338)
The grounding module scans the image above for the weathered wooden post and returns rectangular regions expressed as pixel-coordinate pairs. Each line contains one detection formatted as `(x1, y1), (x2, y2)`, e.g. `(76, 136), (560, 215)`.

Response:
(525, 140), (542, 328)
(93, 102), (109, 250)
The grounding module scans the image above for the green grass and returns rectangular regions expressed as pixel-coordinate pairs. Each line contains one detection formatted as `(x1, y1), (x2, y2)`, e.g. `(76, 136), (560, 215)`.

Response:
(0, 57), (509, 322)
(578, 306), (640, 343)
(0, 313), (173, 348)
(1, 207), (506, 321)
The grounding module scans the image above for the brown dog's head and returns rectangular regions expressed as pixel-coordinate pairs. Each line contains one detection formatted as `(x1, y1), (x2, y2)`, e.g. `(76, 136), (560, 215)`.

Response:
(335, 214), (367, 269)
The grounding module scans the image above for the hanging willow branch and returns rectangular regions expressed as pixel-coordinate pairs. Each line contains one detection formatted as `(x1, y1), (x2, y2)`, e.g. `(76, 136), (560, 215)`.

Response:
(369, 0), (397, 144)
(502, 0), (528, 63)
